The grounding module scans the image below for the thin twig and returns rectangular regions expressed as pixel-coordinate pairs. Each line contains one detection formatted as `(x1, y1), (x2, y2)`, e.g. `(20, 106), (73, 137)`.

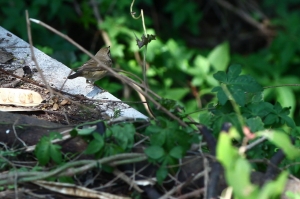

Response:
(113, 168), (144, 193)
(29, 18), (187, 126)
(12, 119), (27, 147)
(130, 0), (155, 118)
(159, 168), (210, 199)
(245, 136), (267, 151)
(25, 10), (53, 97)
(177, 188), (205, 199)
(0, 153), (146, 186)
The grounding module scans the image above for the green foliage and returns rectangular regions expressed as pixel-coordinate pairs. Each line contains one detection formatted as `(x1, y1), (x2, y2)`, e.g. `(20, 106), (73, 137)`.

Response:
(212, 65), (263, 106)
(286, 191), (300, 199)
(34, 132), (63, 165)
(206, 65), (296, 137)
(3, 1), (300, 196)
(217, 129), (289, 199)
(0, 150), (20, 170)
(257, 130), (300, 160)
(144, 117), (198, 182)
(84, 123), (135, 158)
(208, 42), (230, 71)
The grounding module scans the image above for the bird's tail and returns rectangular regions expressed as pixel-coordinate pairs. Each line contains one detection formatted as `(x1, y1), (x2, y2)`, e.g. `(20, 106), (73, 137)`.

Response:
(67, 72), (80, 79)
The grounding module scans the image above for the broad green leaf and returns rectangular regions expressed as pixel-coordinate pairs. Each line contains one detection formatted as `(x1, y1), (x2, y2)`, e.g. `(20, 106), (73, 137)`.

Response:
(277, 84), (295, 117)
(194, 55), (210, 73)
(213, 71), (227, 82)
(77, 127), (96, 135)
(93, 132), (104, 142)
(227, 126), (241, 140)
(104, 144), (124, 156)
(150, 130), (166, 146)
(199, 111), (213, 126)
(49, 132), (63, 140)
(85, 138), (104, 154)
(156, 166), (168, 185)
(169, 146), (184, 159)
(111, 124), (135, 151)
(285, 191), (300, 199)
(208, 42), (230, 71)
(280, 114), (296, 128)
(227, 64), (241, 80)
(189, 55), (211, 86)
(49, 144), (62, 164)
(234, 75), (263, 92)
(228, 158), (257, 198)
(145, 146), (165, 160)
(163, 88), (189, 101)
(35, 141), (50, 165)
(258, 171), (288, 199)
(242, 102), (273, 118)
(216, 132), (238, 168)
(258, 130), (300, 159)
(246, 117), (264, 133)
(216, 88), (228, 105)
(34, 132), (63, 165)
(263, 113), (277, 125)
(212, 65), (263, 106)
(231, 88), (246, 106)
(146, 125), (162, 134)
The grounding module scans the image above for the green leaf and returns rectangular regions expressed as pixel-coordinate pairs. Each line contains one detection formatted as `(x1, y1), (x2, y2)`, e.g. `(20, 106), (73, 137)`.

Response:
(277, 87), (295, 115)
(169, 146), (184, 159)
(156, 166), (168, 185)
(199, 111), (213, 126)
(150, 130), (166, 146)
(246, 117), (264, 133)
(208, 41), (230, 71)
(85, 133), (104, 155)
(146, 125), (162, 134)
(49, 144), (62, 164)
(216, 132), (238, 168)
(213, 71), (227, 82)
(77, 127), (96, 135)
(34, 132), (62, 165)
(263, 113), (277, 125)
(258, 171), (288, 199)
(280, 114), (296, 128)
(110, 124), (135, 151)
(163, 88), (189, 101)
(242, 102), (273, 118)
(187, 55), (210, 86)
(104, 143), (124, 156)
(258, 130), (300, 159)
(215, 87), (228, 105)
(93, 132), (104, 142)
(145, 146), (165, 160)
(227, 64), (242, 80)
(213, 112), (242, 136)
(35, 140), (50, 165)
(228, 158), (257, 198)
(213, 65), (263, 106)
(190, 55), (210, 75)
(234, 75), (263, 93)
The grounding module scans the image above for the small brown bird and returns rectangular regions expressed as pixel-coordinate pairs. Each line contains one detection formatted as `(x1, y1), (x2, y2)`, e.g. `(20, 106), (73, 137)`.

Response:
(67, 46), (112, 84)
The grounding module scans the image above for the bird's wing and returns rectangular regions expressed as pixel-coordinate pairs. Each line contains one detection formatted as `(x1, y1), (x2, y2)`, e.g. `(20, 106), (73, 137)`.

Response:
(77, 61), (106, 72)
